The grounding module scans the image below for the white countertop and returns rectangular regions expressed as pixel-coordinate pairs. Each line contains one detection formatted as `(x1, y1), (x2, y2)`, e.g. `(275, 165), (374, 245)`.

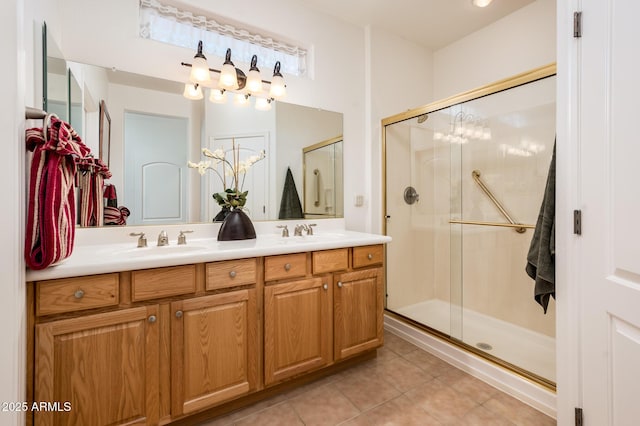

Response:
(26, 220), (391, 281)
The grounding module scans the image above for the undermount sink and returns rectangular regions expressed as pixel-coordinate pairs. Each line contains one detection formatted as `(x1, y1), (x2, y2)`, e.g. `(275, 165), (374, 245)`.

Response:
(114, 245), (208, 257)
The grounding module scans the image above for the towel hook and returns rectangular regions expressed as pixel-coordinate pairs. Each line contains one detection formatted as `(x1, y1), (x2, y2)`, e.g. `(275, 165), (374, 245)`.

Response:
(42, 112), (58, 138)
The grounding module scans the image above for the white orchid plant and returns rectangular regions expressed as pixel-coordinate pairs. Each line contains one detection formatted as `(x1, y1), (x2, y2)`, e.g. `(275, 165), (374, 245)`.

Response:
(188, 140), (266, 209)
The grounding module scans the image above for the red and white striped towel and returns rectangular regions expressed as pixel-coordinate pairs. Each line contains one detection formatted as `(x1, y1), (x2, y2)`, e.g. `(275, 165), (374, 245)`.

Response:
(77, 157), (112, 227)
(25, 116), (90, 270)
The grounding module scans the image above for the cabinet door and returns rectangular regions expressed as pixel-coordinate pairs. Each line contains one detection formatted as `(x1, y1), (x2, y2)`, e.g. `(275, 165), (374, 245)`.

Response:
(171, 289), (258, 416)
(334, 268), (384, 360)
(35, 306), (159, 426)
(264, 277), (331, 386)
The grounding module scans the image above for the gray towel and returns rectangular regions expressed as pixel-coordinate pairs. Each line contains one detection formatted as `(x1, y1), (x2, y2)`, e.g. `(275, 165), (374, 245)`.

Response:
(526, 142), (556, 313)
(278, 167), (304, 219)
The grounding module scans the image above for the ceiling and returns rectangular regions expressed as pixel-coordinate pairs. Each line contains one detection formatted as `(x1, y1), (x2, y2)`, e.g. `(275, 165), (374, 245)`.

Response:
(296, 0), (536, 49)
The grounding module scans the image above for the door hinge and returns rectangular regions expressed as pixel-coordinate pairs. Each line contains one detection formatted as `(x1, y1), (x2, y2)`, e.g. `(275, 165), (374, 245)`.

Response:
(575, 407), (583, 426)
(574, 11), (582, 37)
(574, 210), (582, 235)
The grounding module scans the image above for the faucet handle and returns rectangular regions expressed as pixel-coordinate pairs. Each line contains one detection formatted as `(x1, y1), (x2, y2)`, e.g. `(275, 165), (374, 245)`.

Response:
(307, 223), (317, 235)
(276, 225), (289, 237)
(178, 230), (193, 245)
(157, 230), (169, 246)
(129, 232), (147, 248)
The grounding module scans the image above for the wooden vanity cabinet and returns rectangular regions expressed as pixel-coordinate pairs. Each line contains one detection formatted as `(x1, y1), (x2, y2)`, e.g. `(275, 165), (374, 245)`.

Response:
(264, 276), (332, 385)
(29, 244), (386, 425)
(34, 305), (160, 426)
(170, 289), (259, 416)
(334, 267), (384, 360)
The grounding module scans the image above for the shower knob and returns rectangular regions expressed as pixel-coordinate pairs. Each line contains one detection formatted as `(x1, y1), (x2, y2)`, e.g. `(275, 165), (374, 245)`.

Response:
(403, 186), (419, 205)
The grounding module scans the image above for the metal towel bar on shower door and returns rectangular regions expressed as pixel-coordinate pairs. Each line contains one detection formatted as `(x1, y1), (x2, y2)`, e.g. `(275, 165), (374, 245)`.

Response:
(456, 170), (530, 233)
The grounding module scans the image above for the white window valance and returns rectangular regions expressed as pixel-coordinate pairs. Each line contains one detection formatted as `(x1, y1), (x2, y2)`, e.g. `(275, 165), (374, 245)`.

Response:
(139, 0), (307, 76)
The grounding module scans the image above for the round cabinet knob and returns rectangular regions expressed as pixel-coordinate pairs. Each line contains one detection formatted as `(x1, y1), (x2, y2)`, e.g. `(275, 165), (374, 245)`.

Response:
(367, 253), (373, 260)
(323, 283), (328, 291)
(229, 270), (237, 278)
(337, 281), (343, 288)
(74, 289), (85, 299)
(284, 263), (291, 271)
(148, 315), (157, 323)
(175, 310), (183, 318)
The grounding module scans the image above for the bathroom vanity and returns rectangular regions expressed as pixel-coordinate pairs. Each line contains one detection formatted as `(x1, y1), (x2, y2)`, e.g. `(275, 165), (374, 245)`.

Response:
(26, 223), (390, 425)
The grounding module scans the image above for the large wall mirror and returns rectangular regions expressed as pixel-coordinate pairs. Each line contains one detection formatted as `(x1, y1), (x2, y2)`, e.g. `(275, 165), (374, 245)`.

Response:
(42, 24), (344, 227)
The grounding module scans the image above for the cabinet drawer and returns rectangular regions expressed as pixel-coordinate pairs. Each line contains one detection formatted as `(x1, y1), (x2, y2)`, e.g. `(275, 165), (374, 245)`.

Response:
(352, 245), (384, 268)
(36, 273), (119, 316)
(312, 249), (348, 274)
(264, 253), (307, 281)
(206, 258), (257, 290)
(131, 265), (196, 301)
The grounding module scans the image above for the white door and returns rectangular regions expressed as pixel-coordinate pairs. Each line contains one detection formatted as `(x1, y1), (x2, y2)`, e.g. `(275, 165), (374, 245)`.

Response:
(562, 1), (640, 424)
(124, 112), (188, 225)
(207, 134), (268, 221)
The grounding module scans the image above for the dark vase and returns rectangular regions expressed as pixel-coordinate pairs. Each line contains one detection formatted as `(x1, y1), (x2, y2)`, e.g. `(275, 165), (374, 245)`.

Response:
(213, 206), (231, 222)
(217, 209), (256, 241)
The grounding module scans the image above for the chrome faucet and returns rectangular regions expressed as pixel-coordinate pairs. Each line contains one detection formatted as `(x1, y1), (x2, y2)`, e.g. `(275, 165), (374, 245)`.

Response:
(129, 232), (147, 248)
(157, 230), (169, 246)
(293, 224), (317, 236)
(277, 225), (289, 237)
(177, 230), (193, 245)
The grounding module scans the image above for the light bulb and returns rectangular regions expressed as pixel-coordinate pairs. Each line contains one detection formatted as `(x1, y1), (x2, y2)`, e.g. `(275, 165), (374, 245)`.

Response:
(209, 88), (226, 104)
(269, 61), (286, 99)
(246, 69), (263, 93)
(190, 56), (210, 82)
(219, 63), (238, 90)
(234, 93), (250, 106)
(255, 97), (272, 111)
(183, 83), (203, 100)
(269, 74), (286, 99)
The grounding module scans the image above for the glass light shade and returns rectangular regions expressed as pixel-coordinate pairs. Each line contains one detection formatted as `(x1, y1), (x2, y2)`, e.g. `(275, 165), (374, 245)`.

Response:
(219, 63), (239, 90)
(255, 97), (272, 111)
(246, 69), (263, 93)
(209, 88), (227, 104)
(269, 75), (286, 99)
(190, 56), (211, 82)
(183, 84), (203, 100)
(234, 93), (250, 106)
(472, 0), (493, 7)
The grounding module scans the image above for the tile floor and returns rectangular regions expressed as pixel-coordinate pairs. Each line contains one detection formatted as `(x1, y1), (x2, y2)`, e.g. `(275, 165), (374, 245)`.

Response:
(199, 332), (556, 425)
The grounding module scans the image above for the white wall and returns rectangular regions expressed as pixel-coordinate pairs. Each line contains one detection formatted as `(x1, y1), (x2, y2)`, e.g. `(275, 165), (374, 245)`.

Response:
(368, 26), (433, 232)
(1, 1), (26, 424)
(433, 0), (556, 100)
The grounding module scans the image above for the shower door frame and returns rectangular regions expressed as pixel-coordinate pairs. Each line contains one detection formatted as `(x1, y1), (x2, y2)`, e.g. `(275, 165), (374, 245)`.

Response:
(381, 63), (557, 391)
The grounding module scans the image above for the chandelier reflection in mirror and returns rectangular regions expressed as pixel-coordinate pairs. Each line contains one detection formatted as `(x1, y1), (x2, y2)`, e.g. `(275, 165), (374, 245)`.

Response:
(433, 111), (492, 144)
(181, 40), (286, 111)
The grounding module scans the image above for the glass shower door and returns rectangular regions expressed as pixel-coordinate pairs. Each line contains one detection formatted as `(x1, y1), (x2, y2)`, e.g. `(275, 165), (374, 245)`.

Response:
(385, 106), (461, 338)
(384, 67), (557, 386)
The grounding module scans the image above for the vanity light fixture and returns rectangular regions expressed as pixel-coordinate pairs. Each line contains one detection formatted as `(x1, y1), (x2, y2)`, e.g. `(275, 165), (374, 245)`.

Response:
(181, 41), (286, 110)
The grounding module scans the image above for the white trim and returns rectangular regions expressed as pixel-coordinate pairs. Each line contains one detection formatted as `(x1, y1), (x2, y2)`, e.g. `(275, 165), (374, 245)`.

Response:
(385, 314), (557, 419)
(555, 0), (583, 424)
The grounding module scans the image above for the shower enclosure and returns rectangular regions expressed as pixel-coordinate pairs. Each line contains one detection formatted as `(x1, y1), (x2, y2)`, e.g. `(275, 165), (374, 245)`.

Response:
(383, 65), (556, 387)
